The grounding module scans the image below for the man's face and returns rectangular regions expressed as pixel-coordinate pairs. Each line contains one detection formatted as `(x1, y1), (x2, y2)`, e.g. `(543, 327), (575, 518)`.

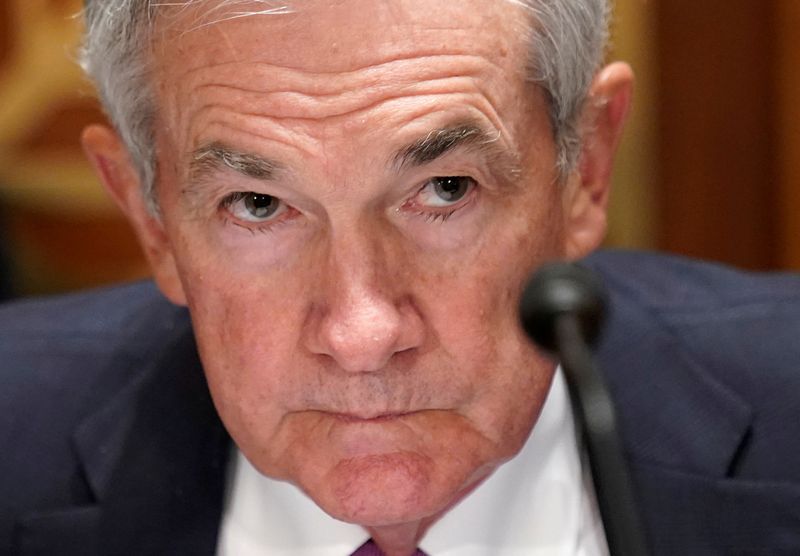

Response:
(147, 0), (582, 528)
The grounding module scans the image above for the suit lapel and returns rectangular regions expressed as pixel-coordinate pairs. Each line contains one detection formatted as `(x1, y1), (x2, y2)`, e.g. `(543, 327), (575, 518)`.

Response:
(96, 324), (231, 554)
(596, 277), (752, 477)
(594, 266), (800, 554)
(15, 315), (231, 556)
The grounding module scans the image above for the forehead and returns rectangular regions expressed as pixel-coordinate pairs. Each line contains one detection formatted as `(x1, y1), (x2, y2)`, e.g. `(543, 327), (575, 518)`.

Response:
(151, 0), (530, 87)
(148, 0), (543, 170)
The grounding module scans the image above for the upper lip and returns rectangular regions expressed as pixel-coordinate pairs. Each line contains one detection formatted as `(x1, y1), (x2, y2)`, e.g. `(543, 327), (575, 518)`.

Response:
(328, 410), (418, 422)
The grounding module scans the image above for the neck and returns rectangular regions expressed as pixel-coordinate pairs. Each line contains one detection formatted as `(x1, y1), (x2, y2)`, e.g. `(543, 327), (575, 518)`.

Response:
(367, 517), (432, 556)
(366, 472), (493, 555)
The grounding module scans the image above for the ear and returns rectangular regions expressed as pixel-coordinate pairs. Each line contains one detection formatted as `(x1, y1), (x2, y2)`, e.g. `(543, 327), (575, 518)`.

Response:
(81, 124), (187, 306)
(563, 62), (634, 260)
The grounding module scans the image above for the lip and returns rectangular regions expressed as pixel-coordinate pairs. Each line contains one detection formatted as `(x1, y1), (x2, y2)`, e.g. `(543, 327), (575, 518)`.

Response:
(325, 411), (423, 457)
(329, 411), (418, 423)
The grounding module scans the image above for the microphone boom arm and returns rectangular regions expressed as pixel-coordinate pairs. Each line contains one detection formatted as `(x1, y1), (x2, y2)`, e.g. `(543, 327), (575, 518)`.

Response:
(555, 313), (650, 556)
(519, 262), (650, 556)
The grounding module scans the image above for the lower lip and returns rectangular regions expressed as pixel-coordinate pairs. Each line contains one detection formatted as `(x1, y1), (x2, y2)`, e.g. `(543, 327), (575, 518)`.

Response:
(326, 412), (420, 456)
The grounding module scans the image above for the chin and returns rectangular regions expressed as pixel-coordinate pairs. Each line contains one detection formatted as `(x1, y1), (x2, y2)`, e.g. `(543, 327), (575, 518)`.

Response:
(314, 451), (447, 526)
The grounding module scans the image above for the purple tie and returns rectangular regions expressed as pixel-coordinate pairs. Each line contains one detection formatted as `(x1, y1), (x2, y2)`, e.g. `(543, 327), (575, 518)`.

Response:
(350, 539), (428, 556)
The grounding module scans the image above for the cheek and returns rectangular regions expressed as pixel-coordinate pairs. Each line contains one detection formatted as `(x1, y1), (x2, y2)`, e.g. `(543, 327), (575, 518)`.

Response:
(421, 192), (565, 349)
(178, 263), (312, 451)
(423, 272), (554, 431)
(414, 193), (563, 426)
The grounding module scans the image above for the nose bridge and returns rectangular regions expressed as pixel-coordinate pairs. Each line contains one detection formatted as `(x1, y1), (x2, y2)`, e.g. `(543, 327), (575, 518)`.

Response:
(310, 222), (412, 372)
(329, 221), (386, 295)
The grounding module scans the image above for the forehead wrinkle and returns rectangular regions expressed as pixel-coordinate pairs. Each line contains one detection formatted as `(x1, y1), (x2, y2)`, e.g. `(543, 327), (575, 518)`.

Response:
(168, 50), (506, 113)
(194, 88), (510, 134)
(196, 84), (484, 126)
(166, 54), (490, 120)
(185, 70), (488, 123)
(162, 47), (526, 151)
(193, 72), (477, 104)
(196, 117), (320, 157)
(176, 52), (490, 82)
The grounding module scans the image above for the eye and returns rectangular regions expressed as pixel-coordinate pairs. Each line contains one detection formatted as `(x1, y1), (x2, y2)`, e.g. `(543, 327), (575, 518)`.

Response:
(224, 192), (286, 222)
(419, 176), (475, 208)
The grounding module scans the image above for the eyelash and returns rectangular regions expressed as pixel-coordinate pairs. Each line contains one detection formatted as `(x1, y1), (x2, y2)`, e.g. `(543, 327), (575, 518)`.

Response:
(219, 192), (294, 234)
(402, 176), (478, 223)
(410, 206), (462, 224)
(226, 218), (279, 235)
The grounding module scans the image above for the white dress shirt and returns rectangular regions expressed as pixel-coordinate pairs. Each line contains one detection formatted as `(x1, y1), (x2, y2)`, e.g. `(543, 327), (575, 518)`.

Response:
(216, 369), (609, 555)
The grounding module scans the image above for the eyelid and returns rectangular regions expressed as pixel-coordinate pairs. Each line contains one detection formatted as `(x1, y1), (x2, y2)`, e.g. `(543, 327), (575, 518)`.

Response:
(408, 153), (502, 194)
(416, 176), (476, 208)
(220, 191), (296, 230)
(401, 175), (479, 223)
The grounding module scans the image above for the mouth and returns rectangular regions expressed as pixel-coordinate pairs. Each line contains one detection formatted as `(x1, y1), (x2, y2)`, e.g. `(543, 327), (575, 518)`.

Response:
(329, 411), (419, 423)
(323, 410), (426, 458)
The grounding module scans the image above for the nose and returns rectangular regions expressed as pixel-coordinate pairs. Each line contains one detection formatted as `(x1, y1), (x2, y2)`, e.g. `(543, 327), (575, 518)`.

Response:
(305, 234), (424, 373)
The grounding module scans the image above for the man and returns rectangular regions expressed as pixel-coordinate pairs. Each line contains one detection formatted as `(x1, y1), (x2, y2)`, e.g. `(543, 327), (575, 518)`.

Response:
(1, 1), (798, 555)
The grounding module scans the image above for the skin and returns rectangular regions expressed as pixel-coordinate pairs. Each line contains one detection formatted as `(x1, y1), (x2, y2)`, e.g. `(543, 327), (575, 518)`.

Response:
(82, 1), (632, 554)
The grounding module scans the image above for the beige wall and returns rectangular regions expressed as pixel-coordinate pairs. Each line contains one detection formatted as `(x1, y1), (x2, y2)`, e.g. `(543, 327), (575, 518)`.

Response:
(0, 0), (110, 214)
(606, 0), (658, 250)
(0, 0), (146, 295)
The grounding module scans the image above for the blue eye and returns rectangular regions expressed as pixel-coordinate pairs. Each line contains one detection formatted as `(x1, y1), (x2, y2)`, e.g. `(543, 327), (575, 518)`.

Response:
(225, 192), (285, 222)
(420, 176), (475, 207)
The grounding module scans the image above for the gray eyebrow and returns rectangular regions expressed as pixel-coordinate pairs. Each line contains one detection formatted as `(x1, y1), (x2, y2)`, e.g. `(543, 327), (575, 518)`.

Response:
(393, 123), (521, 181)
(189, 142), (281, 183)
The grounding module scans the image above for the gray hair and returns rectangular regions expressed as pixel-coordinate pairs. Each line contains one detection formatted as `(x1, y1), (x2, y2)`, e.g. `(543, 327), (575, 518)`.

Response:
(80, 0), (610, 213)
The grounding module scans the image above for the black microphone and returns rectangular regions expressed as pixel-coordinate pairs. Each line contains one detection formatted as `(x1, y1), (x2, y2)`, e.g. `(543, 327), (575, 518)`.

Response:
(519, 262), (650, 556)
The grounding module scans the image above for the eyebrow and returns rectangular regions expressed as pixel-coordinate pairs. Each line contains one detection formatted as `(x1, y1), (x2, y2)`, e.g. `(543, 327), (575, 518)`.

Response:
(392, 122), (521, 181)
(189, 142), (281, 184)
(185, 123), (521, 198)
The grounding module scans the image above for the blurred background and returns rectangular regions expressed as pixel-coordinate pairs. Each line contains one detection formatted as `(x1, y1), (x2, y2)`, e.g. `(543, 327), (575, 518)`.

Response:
(1, 0), (799, 301)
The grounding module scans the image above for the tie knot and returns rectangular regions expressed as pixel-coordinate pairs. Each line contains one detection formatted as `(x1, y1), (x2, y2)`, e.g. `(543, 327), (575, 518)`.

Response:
(350, 539), (428, 556)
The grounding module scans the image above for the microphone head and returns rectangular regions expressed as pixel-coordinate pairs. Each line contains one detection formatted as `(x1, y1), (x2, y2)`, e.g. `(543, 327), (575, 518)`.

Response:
(518, 262), (608, 353)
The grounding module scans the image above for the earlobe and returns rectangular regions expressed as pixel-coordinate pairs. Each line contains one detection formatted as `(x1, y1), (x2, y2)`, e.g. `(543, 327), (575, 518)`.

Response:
(564, 62), (634, 260)
(81, 125), (188, 306)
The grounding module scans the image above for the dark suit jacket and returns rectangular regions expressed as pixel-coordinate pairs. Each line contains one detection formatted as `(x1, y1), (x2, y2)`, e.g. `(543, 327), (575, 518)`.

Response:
(1, 251), (799, 555)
